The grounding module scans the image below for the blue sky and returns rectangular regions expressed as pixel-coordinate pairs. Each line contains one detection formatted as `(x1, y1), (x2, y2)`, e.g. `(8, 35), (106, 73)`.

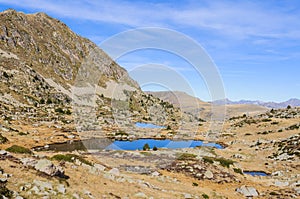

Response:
(1, 0), (300, 102)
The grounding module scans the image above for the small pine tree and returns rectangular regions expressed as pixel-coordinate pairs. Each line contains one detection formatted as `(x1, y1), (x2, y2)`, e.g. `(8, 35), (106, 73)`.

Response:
(143, 143), (150, 151)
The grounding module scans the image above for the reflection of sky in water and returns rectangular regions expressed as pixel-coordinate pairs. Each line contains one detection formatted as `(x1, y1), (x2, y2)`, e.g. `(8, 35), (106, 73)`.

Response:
(135, 122), (165, 129)
(243, 171), (268, 176)
(106, 139), (224, 150)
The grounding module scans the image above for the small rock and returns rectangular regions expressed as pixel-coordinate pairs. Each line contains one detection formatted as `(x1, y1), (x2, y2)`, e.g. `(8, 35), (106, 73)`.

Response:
(108, 168), (120, 176)
(0, 150), (8, 155)
(94, 164), (105, 172)
(84, 190), (94, 199)
(274, 180), (289, 187)
(271, 171), (283, 177)
(134, 192), (147, 198)
(204, 170), (214, 179)
(33, 180), (53, 191)
(21, 158), (37, 167)
(0, 177), (8, 183)
(56, 184), (66, 194)
(30, 185), (40, 194)
(151, 171), (160, 177)
(184, 193), (193, 199)
(73, 193), (81, 199)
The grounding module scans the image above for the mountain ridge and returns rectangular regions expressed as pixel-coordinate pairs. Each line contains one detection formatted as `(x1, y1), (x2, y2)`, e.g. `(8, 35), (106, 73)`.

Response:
(213, 98), (300, 108)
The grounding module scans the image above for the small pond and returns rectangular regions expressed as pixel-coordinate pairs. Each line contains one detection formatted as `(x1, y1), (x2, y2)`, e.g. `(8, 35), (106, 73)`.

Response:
(106, 139), (224, 150)
(34, 138), (224, 152)
(135, 122), (165, 129)
(243, 171), (268, 176)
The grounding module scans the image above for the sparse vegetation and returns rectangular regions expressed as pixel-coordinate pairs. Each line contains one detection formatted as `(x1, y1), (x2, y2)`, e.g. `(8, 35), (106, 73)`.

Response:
(0, 182), (13, 198)
(177, 153), (197, 160)
(202, 193), (209, 199)
(202, 156), (234, 168)
(6, 145), (32, 154)
(0, 134), (8, 144)
(51, 154), (93, 166)
(233, 168), (243, 174)
(192, 182), (198, 186)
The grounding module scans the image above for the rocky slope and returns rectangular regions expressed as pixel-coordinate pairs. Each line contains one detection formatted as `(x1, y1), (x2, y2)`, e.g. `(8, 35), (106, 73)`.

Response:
(0, 9), (187, 140)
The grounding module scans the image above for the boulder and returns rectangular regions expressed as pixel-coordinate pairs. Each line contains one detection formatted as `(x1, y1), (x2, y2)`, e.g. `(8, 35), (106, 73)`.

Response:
(274, 180), (289, 187)
(204, 170), (214, 179)
(34, 159), (64, 177)
(134, 192), (147, 198)
(0, 150), (8, 156)
(57, 184), (66, 194)
(236, 185), (259, 197)
(33, 180), (53, 191)
(184, 193), (193, 199)
(21, 158), (38, 167)
(108, 168), (120, 176)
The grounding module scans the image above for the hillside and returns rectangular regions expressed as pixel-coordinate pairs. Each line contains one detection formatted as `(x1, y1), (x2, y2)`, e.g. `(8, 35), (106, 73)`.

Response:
(147, 91), (268, 119)
(0, 9), (186, 140)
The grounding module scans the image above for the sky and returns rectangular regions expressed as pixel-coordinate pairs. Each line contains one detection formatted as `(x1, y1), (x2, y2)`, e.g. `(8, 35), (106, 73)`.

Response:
(0, 0), (300, 102)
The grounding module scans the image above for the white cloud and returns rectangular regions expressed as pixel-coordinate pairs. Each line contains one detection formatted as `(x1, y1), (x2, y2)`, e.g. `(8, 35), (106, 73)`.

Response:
(2, 0), (300, 40)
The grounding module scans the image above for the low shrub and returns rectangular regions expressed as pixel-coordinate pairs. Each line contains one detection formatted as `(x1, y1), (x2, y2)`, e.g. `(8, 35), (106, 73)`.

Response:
(177, 153), (197, 161)
(0, 134), (8, 144)
(192, 182), (198, 186)
(203, 156), (214, 164)
(233, 168), (243, 174)
(6, 145), (32, 154)
(51, 154), (93, 166)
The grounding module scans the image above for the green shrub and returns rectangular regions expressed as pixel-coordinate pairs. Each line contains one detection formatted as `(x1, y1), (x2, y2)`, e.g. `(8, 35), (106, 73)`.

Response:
(6, 145), (32, 154)
(65, 109), (72, 115)
(202, 193), (209, 199)
(51, 154), (93, 166)
(177, 153), (197, 161)
(55, 108), (65, 114)
(46, 98), (52, 104)
(153, 146), (158, 151)
(3, 72), (9, 78)
(203, 157), (234, 168)
(233, 168), (243, 174)
(203, 156), (214, 164)
(217, 157), (234, 168)
(0, 183), (13, 198)
(0, 134), (8, 144)
(18, 132), (27, 136)
(262, 118), (272, 122)
(40, 98), (45, 104)
(192, 182), (198, 186)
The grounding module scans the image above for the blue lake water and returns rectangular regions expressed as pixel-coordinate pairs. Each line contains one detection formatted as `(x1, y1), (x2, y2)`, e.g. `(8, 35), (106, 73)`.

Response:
(135, 122), (165, 129)
(243, 171), (268, 176)
(106, 139), (224, 150)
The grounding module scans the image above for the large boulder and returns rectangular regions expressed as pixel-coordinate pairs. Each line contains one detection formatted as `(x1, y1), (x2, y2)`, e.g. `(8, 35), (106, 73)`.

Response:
(236, 185), (259, 197)
(34, 159), (64, 177)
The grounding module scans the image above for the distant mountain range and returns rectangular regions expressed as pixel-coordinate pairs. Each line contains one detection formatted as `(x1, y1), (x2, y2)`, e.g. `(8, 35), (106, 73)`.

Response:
(213, 98), (300, 109)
